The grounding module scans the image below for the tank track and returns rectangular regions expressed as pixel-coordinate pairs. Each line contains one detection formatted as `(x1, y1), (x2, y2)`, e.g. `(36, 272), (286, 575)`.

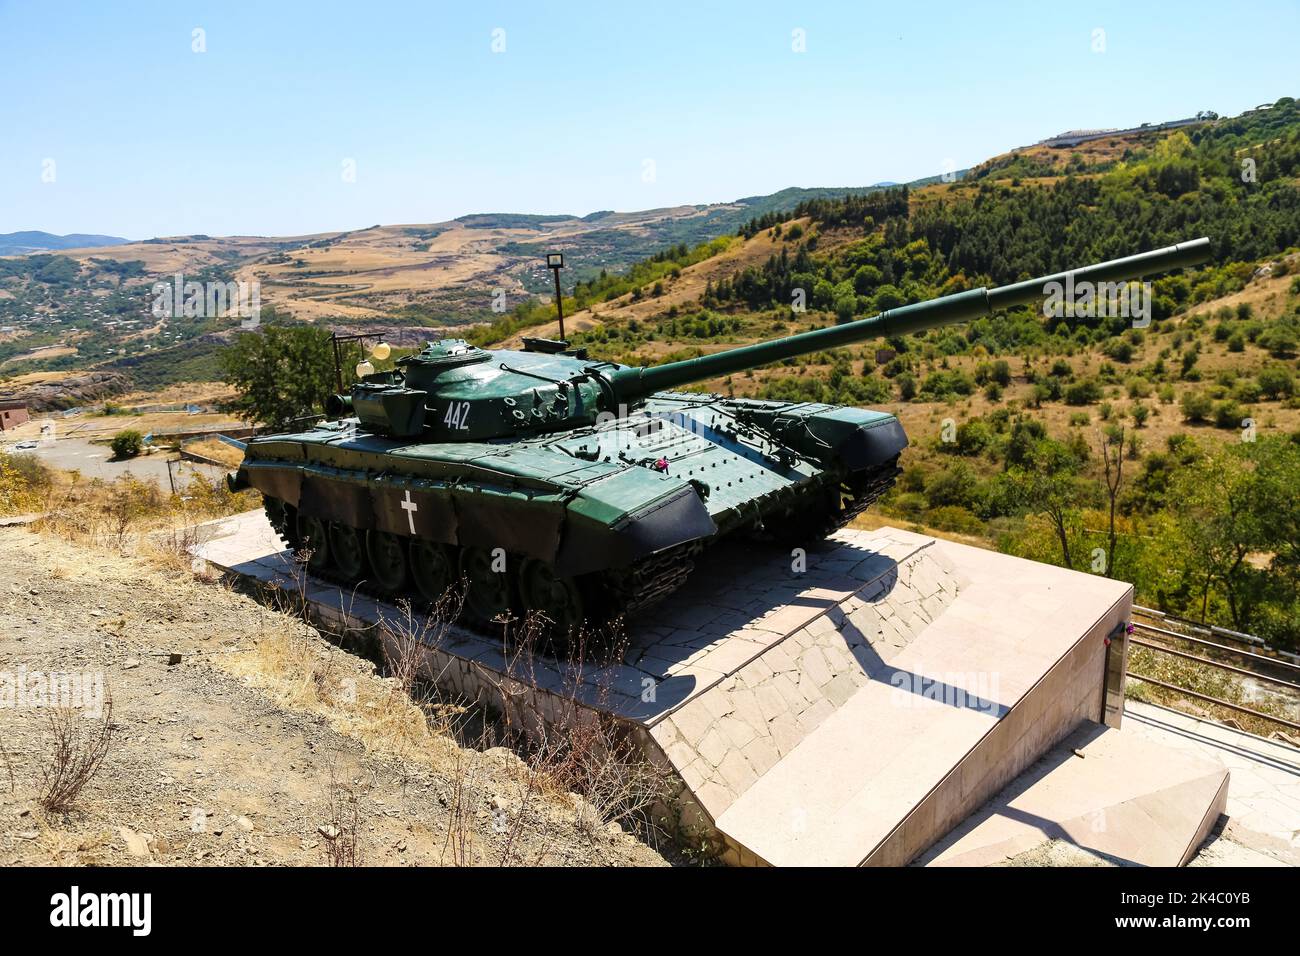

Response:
(259, 498), (700, 634)
(825, 455), (902, 534)
(254, 459), (893, 647)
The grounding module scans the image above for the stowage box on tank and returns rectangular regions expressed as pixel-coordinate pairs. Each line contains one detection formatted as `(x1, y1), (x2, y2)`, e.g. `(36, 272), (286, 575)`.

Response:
(230, 238), (1212, 641)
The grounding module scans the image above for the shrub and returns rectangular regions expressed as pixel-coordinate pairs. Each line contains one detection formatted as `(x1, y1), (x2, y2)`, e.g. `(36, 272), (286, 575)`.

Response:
(1258, 365), (1295, 400)
(924, 505), (985, 535)
(925, 461), (981, 510)
(1232, 379), (1263, 404)
(1126, 376), (1153, 399)
(1180, 391), (1213, 422)
(1103, 339), (1135, 363)
(1064, 379), (1103, 405)
(1213, 400), (1245, 430)
(110, 430), (145, 460)
(896, 373), (917, 401)
(0, 451), (49, 514)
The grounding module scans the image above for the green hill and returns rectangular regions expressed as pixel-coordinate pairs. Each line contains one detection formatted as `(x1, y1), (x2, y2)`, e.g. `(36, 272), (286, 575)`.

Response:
(558, 96), (1300, 649)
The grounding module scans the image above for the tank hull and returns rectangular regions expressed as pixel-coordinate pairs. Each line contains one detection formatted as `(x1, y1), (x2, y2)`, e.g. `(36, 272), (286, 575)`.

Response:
(236, 392), (905, 631)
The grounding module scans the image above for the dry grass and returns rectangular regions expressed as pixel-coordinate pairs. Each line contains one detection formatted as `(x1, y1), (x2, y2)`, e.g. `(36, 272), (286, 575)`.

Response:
(183, 437), (245, 468)
(9, 456), (680, 862)
(213, 588), (463, 776)
(31, 468), (258, 558)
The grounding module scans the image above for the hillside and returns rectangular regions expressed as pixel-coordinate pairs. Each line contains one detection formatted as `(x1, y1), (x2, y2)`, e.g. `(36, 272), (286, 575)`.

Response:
(520, 96), (1300, 648)
(0, 231), (130, 256)
(0, 186), (912, 387)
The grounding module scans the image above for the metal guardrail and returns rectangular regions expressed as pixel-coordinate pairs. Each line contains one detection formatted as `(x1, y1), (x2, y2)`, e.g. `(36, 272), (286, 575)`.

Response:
(1133, 603), (1300, 663)
(1126, 612), (1300, 736)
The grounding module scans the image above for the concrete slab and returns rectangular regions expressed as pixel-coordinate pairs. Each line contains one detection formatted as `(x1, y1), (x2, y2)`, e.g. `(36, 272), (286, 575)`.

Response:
(920, 722), (1229, 867)
(1123, 700), (1300, 854)
(194, 508), (1233, 866)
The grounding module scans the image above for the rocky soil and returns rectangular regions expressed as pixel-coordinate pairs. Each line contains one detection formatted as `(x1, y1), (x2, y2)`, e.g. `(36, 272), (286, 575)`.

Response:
(0, 528), (670, 867)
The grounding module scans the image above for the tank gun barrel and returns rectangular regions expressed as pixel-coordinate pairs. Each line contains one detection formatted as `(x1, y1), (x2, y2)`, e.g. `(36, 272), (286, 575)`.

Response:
(610, 237), (1211, 400)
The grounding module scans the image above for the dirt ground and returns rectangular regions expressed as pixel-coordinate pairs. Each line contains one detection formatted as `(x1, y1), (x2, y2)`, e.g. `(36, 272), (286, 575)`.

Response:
(0, 528), (670, 867)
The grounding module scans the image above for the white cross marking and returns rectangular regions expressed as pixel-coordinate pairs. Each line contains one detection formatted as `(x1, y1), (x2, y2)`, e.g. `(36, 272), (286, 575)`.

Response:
(400, 489), (418, 534)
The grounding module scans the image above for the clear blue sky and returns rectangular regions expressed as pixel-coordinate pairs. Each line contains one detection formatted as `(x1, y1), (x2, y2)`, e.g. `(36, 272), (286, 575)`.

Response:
(1, 0), (1295, 239)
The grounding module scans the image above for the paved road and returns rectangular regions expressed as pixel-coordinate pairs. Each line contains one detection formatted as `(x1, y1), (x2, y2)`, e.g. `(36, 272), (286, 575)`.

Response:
(4, 436), (229, 488)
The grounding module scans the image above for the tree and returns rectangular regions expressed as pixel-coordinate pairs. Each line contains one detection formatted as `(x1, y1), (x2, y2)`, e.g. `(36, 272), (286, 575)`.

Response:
(110, 430), (144, 460)
(1007, 439), (1090, 569)
(219, 326), (336, 430)
(1169, 447), (1263, 626)
(1098, 426), (1125, 578)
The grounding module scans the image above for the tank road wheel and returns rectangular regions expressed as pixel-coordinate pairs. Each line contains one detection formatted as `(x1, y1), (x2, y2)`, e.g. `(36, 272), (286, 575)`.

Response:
(518, 559), (585, 638)
(295, 512), (330, 573)
(459, 546), (512, 624)
(366, 530), (408, 595)
(328, 522), (368, 582)
(409, 540), (455, 604)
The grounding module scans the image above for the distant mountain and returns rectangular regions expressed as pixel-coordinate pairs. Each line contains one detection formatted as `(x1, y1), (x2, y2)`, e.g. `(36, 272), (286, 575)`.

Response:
(0, 231), (131, 256)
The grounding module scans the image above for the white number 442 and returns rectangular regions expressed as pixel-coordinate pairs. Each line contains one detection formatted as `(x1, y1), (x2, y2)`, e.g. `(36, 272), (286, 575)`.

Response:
(443, 401), (471, 430)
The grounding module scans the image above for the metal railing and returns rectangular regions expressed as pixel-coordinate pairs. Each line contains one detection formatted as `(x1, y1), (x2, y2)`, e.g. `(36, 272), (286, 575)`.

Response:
(1126, 608), (1300, 735)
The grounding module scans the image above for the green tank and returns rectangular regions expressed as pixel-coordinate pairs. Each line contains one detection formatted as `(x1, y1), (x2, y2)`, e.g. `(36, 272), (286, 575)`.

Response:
(231, 238), (1211, 636)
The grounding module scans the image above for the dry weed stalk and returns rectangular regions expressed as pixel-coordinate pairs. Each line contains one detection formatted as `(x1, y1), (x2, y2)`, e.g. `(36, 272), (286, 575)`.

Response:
(491, 614), (673, 847)
(321, 760), (365, 867)
(38, 698), (114, 813)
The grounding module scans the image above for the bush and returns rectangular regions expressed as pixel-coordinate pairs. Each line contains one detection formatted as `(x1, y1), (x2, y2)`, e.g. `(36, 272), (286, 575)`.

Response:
(1232, 378), (1263, 404)
(923, 505), (986, 535)
(110, 430), (145, 460)
(1213, 400), (1246, 430)
(0, 451), (50, 514)
(925, 461), (981, 510)
(1102, 339), (1135, 363)
(1064, 378), (1103, 405)
(1258, 365), (1295, 400)
(1126, 376), (1153, 399)
(1180, 391), (1214, 422)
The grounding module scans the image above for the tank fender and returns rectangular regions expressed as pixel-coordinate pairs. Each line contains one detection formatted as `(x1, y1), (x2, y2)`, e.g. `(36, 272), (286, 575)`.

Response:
(835, 415), (909, 470)
(553, 473), (716, 577)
